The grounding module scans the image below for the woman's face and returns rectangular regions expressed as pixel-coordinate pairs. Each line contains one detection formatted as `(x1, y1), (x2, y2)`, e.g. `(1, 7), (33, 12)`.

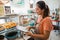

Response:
(35, 5), (43, 15)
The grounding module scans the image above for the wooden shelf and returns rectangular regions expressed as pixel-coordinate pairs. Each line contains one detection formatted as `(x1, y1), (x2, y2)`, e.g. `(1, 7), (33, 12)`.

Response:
(5, 14), (19, 16)
(0, 16), (9, 19)
(0, 14), (19, 19)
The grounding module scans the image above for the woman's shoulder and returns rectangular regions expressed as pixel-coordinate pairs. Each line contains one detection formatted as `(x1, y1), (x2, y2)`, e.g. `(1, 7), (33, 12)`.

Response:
(43, 17), (51, 22)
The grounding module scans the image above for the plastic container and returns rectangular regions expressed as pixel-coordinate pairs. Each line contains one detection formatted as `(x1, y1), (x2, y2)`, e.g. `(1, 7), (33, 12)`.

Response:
(5, 31), (18, 40)
(29, 20), (35, 27)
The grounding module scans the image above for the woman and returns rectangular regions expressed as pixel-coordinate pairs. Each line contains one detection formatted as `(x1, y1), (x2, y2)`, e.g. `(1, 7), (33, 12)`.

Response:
(26, 1), (53, 40)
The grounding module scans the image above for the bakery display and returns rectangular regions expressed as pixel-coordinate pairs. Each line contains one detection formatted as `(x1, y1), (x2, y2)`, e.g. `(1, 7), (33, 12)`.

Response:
(1, 22), (17, 29)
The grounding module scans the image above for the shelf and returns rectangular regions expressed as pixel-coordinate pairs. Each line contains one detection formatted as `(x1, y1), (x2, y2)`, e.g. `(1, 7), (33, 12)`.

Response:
(0, 14), (20, 35)
(5, 14), (19, 16)
(0, 27), (17, 34)
(0, 16), (9, 19)
(0, 14), (19, 19)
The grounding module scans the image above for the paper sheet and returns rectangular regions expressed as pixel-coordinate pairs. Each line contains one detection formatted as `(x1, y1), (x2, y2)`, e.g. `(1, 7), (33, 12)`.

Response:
(16, 26), (28, 32)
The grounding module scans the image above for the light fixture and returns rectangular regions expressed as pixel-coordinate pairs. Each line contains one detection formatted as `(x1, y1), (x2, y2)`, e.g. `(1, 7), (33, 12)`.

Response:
(29, 0), (34, 4)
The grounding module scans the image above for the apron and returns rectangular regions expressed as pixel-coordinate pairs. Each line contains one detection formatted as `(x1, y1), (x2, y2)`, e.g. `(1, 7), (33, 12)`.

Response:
(34, 24), (42, 40)
(34, 16), (42, 40)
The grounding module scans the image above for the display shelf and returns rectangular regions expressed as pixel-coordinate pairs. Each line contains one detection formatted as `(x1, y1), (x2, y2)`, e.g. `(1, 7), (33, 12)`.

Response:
(0, 29), (6, 34)
(0, 14), (19, 18)
(6, 27), (17, 33)
(0, 14), (19, 35)
(0, 27), (17, 35)
(5, 14), (19, 17)
(0, 16), (9, 19)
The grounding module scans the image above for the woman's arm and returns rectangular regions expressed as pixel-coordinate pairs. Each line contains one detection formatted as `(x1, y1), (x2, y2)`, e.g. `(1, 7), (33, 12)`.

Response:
(27, 26), (35, 31)
(31, 30), (50, 40)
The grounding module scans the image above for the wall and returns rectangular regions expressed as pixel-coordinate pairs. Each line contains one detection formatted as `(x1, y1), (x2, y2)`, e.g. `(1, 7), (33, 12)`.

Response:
(44, 0), (60, 15)
(4, 0), (60, 15)
(10, 0), (30, 15)
(44, 0), (59, 10)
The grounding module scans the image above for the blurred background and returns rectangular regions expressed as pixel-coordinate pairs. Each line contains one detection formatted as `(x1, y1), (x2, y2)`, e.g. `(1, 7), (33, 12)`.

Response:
(0, 0), (60, 40)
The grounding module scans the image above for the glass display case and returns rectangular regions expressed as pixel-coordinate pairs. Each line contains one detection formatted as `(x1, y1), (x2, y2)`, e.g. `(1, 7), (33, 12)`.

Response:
(19, 15), (32, 26)
(19, 14), (37, 27)
(0, 14), (19, 35)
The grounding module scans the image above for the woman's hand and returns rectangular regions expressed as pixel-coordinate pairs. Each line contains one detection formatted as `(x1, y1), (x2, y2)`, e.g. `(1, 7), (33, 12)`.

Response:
(26, 26), (31, 31)
(25, 32), (33, 36)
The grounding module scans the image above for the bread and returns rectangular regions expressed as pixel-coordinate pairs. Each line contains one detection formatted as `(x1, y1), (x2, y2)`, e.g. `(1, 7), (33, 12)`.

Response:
(0, 26), (5, 31)
(1, 22), (17, 29)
